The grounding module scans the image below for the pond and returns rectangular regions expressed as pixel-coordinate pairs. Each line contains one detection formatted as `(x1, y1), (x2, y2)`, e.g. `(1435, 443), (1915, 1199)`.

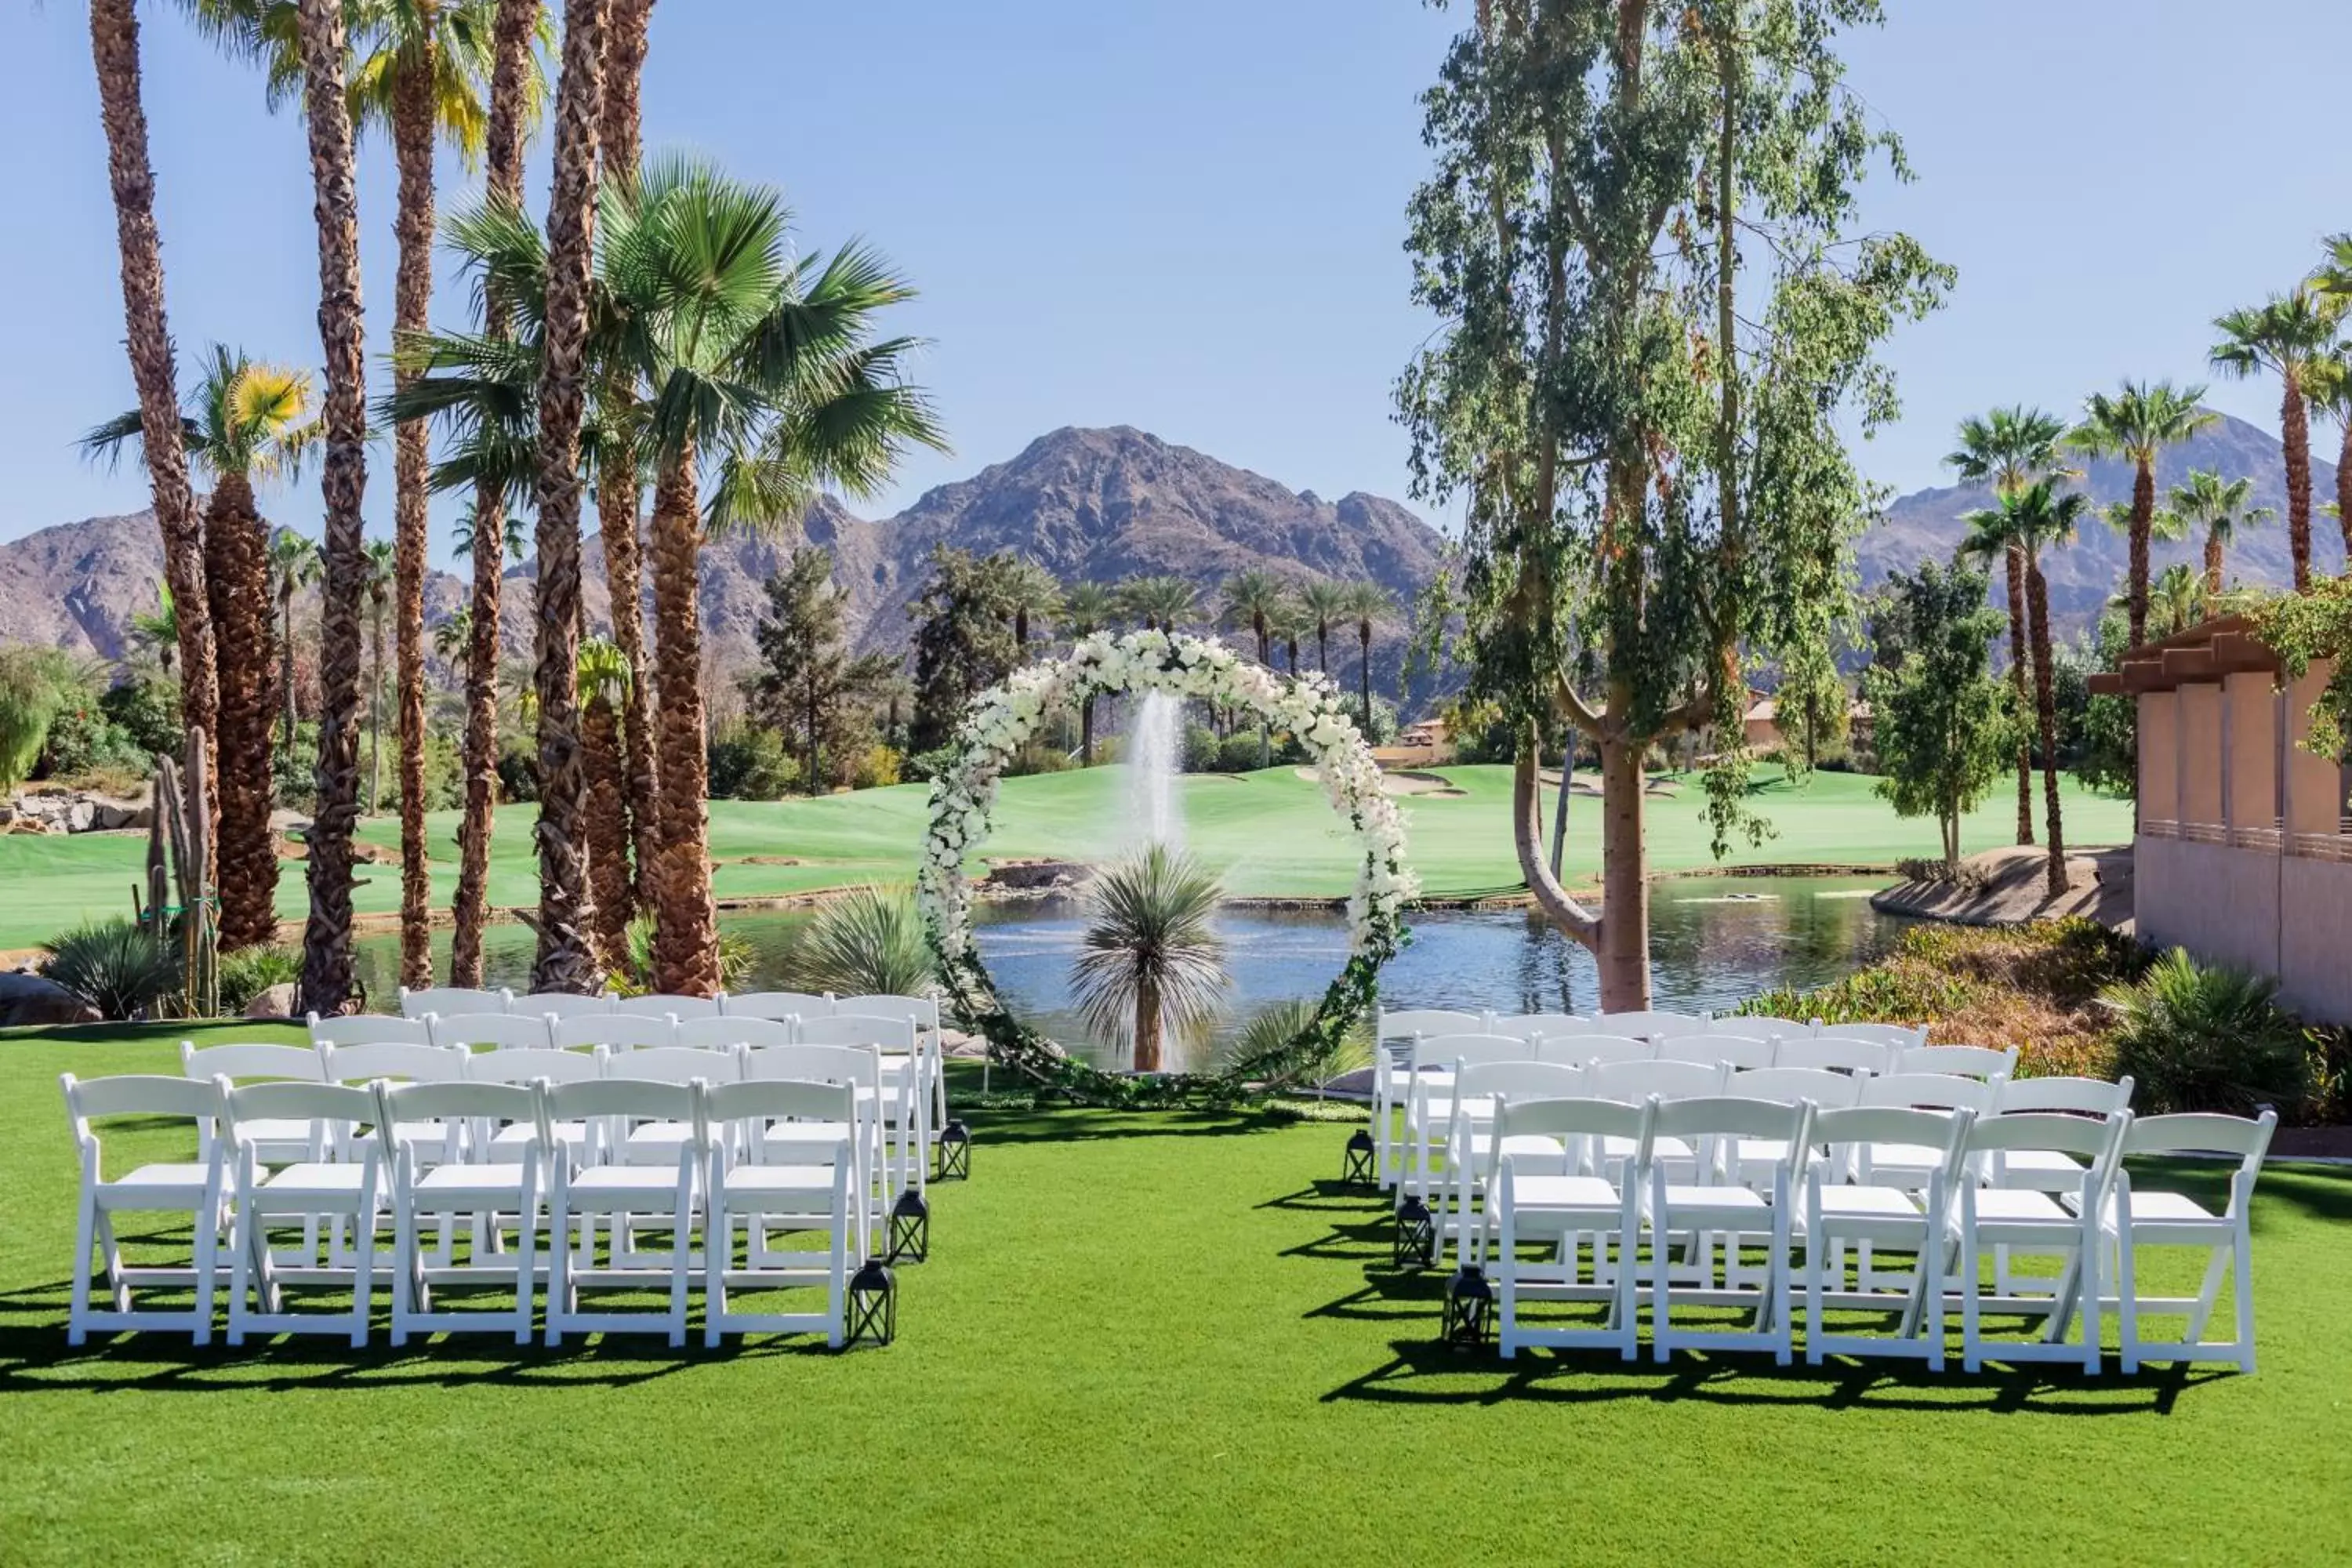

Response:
(352, 874), (1911, 1068)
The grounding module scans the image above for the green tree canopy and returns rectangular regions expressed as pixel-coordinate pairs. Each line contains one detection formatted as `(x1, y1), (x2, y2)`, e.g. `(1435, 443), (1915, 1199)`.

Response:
(1864, 560), (2015, 867)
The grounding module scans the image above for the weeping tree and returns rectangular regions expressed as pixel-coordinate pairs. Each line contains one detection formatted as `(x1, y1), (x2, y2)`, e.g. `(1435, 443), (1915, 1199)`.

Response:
(1397, 0), (1947, 1008)
(1070, 844), (1228, 1074)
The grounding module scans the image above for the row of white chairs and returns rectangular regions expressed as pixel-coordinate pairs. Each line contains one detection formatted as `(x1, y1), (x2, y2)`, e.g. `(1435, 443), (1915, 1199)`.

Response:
(1426, 1083), (2271, 1374)
(1368, 1008), (1929, 1189)
(63, 1070), (888, 1351)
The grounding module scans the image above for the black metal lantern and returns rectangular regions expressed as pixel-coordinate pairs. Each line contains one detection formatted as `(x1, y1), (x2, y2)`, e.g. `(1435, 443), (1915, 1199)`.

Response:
(1442, 1264), (1493, 1348)
(1393, 1193), (1436, 1271)
(887, 1188), (930, 1264)
(848, 1259), (896, 1348)
(935, 1119), (972, 1181)
(1341, 1127), (1375, 1185)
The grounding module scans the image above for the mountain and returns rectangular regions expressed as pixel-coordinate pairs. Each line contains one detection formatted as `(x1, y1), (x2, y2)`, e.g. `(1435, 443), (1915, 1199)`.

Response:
(0, 426), (1447, 696)
(1858, 412), (2344, 637)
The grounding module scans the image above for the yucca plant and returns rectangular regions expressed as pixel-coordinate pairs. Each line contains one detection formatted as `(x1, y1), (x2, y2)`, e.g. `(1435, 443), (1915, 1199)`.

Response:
(1215, 996), (1370, 1088)
(39, 918), (182, 1020)
(2103, 949), (2315, 1116)
(217, 944), (302, 1015)
(787, 884), (935, 998)
(1069, 844), (1227, 1073)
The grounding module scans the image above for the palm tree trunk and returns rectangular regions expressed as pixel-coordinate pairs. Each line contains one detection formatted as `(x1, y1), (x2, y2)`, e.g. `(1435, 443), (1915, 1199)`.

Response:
(89, 0), (217, 800)
(1316, 624), (1328, 675)
(369, 603), (384, 815)
(1134, 971), (1162, 1073)
(279, 584), (299, 750)
(1357, 623), (1374, 734)
(600, 0), (653, 175)
(583, 690), (631, 969)
(2027, 552), (2067, 899)
(449, 0), (541, 991)
(390, 12), (439, 990)
(2205, 528), (2225, 597)
(528, 0), (611, 994)
(2284, 382), (2313, 592)
(2127, 456), (2154, 648)
(294, 0), (370, 1016)
(1080, 692), (1094, 766)
(205, 475), (281, 951)
(649, 448), (720, 994)
(1255, 622), (1272, 768)
(2004, 542), (2034, 846)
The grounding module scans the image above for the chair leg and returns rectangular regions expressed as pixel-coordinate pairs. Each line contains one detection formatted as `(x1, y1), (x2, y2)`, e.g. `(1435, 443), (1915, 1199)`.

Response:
(2115, 1225), (2140, 1374)
(827, 1207), (847, 1350)
(704, 1206), (728, 1349)
(390, 1202), (415, 1348)
(1923, 1230), (1947, 1374)
(1651, 1221), (1672, 1365)
(349, 1210), (375, 1349)
(2077, 1225), (2102, 1375)
(1804, 1231), (1825, 1366)
(668, 1198), (691, 1349)
(94, 1210), (130, 1313)
(546, 1196), (572, 1347)
(191, 1198), (219, 1348)
(2232, 1224), (2256, 1374)
(512, 1189), (539, 1347)
(1960, 1224), (1981, 1374)
(227, 1203), (254, 1346)
(2183, 1246), (2231, 1348)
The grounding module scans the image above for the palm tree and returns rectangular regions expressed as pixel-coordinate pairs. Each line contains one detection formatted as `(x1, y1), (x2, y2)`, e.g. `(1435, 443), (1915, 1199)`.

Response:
(2147, 563), (2207, 639)
(2211, 286), (2341, 591)
(1219, 569), (1285, 766)
(1001, 558), (1062, 658)
(1061, 579), (1115, 763)
(84, 346), (317, 950)
(2307, 234), (2352, 566)
(434, 604), (474, 666)
(129, 585), (180, 675)
(364, 538), (397, 815)
(1270, 595), (1304, 677)
(577, 633), (633, 967)
(1297, 579), (1348, 677)
(1338, 580), (1393, 735)
(88, 0), (218, 791)
(1947, 405), (2071, 846)
(2167, 469), (2272, 595)
(1118, 574), (1200, 633)
(2067, 380), (2216, 648)
(267, 528), (321, 748)
(1069, 844), (1227, 1073)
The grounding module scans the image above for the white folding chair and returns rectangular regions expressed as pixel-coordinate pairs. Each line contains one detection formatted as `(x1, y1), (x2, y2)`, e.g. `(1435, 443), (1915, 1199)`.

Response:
(1799, 1105), (1974, 1369)
(309, 1011), (434, 1048)
(802, 1014), (928, 1201)
(1482, 1013), (1592, 1044)
(430, 1012), (554, 1053)
(60, 1073), (230, 1345)
(721, 990), (833, 1022)
(377, 1080), (545, 1345)
(1733, 1015), (1817, 1041)
(2105, 1110), (2276, 1374)
(544, 1079), (705, 1347)
(519, 990), (618, 1021)
(745, 1044), (896, 1248)
(1646, 1096), (1813, 1366)
(318, 1040), (470, 1263)
(1852, 1072), (2003, 1291)
(462, 1047), (608, 1170)
(1582, 1058), (1726, 1179)
(702, 1080), (859, 1348)
(1491, 1095), (1656, 1362)
(1817, 1021), (1927, 1054)
(612, 993), (720, 1021)
(1401, 1034), (1531, 1200)
(608, 1047), (744, 1167)
(180, 1041), (328, 1168)
(1373, 1009), (1486, 1189)
(676, 1015), (796, 1053)
(1896, 1044), (2019, 1080)
(1595, 1010), (1708, 1042)
(1436, 1061), (1584, 1262)
(554, 1013), (677, 1054)
(835, 996), (947, 1156)
(1726, 1066), (1862, 1191)
(1655, 1033), (1777, 1071)
(1989, 1075), (2136, 1191)
(217, 1080), (385, 1347)
(1773, 1036), (1889, 1076)
(1954, 1111), (2132, 1374)
(1541, 1033), (1650, 1066)
(400, 985), (510, 1019)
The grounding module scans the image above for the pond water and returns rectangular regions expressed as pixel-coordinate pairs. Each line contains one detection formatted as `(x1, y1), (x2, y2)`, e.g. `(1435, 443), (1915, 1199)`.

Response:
(353, 874), (1910, 1067)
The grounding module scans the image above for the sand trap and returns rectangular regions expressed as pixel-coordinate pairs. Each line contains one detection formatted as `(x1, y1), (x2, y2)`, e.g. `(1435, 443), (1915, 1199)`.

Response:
(1294, 768), (1467, 798)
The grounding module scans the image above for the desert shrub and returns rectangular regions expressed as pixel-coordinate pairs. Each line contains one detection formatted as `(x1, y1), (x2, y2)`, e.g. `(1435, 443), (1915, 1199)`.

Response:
(42, 702), (150, 783)
(2102, 949), (2317, 1116)
(0, 648), (89, 790)
(1004, 741), (1073, 777)
(706, 723), (795, 800)
(38, 917), (181, 1019)
(609, 912), (755, 997)
(372, 730), (463, 815)
(848, 743), (902, 790)
(218, 944), (301, 1014)
(1894, 855), (1988, 890)
(1215, 732), (1268, 773)
(786, 884), (935, 998)
(1180, 722), (1221, 773)
(100, 677), (182, 760)
(900, 745), (957, 783)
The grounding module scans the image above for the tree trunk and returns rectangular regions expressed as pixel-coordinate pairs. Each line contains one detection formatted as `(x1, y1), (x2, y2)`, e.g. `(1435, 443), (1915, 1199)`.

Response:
(1547, 737), (1570, 879)
(281, 585), (299, 750)
(449, 0), (540, 990)
(368, 603), (384, 815)
(2284, 382), (2313, 592)
(649, 449), (719, 994)
(2205, 528), (2225, 597)
(2127, 455), (2154, 649)
(2004, 542), (2034, 845)
(528, 0), (611, 994)
(600, 0), (653, 178)
(1133, 971), (1162, 1073)
(1357, 626), (1374, 735)
(2027, 553), (2067, 898)
(1080, 692), (1094, 765)
(295, 0), (371, 1016)
(205, 476), (281, 951)
(390, 15), (439, 989)
(1316, 626), (1328, 675)
(1595, 732), (1650, 1010)
(804, 668), (822, 793)
(583, 690), (631, 969)
(89, 0), (217, 802)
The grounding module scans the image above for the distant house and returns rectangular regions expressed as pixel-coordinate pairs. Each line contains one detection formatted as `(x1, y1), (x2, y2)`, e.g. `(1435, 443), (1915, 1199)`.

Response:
(2089, 615), (2352, 1024)
(1374, 716), (1453, 771)
(1742, 694), (1872, 756)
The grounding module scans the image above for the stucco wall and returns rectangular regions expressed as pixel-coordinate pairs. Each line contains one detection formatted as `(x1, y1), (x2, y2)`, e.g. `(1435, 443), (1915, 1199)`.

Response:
(2279, 855), (2352, 1023)
(2136, 834), (2281, 978)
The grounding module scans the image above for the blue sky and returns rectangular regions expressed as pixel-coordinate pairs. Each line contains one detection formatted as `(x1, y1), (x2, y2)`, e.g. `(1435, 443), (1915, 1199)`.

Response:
(4, 0), (2349, 564)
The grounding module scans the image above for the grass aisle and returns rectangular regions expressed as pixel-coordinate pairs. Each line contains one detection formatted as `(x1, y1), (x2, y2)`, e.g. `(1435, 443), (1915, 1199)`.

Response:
(5, 1033), (2345, 1562)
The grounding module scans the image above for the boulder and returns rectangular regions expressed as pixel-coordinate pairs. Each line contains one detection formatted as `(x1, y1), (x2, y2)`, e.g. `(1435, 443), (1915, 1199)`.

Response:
(0, 971), (101, 1028)
(243, 982), (299, 1019)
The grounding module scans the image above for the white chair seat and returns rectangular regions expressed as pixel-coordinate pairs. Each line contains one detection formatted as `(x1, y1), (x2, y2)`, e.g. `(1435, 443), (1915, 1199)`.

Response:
(1812, 1185), (1921, 1220)
(100, 1163), (223, 1207)
(254, 1162), (373, 1202)
(1865, 1142), (1947, 1174)
(1656, 1183), (1769, 1219)
(415, 1164), (532, 1204)
(491, 1121), (586, 1160)
(722, 1166), (842, 1197)
(2001, 1149), (2089, 1177)
(1505, 1174), (1624, 1214)
(2107, 1190), (2223, 1225)
(622, 1122), (695, 1161)
(1971, 1189), (2072, 1222)
(570, 1167), (693, 1200)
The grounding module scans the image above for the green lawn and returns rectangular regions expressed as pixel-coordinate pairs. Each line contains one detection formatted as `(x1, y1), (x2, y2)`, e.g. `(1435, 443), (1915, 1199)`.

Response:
(0, 765), (2132, 950)
(2, 1028), (2346, 1563)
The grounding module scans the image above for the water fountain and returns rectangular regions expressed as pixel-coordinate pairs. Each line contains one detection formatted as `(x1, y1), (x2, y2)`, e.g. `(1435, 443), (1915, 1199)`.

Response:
(1127, 691), (1185, 850)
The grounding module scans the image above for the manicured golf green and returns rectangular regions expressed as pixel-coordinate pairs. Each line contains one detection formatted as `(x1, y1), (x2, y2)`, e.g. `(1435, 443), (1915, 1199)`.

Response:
(2, 1027), (2344, 1564)
(0, 765), (2132, 951)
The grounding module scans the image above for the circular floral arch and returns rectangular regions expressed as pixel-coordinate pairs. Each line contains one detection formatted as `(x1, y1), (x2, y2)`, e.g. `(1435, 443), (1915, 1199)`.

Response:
(918, 629), (1417, 1105)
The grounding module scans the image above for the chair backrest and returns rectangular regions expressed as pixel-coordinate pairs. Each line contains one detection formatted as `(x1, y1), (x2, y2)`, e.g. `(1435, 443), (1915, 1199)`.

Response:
(1650, 1094), (1811, 1149)
(612, 993), (720, 1020)
(1726, 1066), (1863, 1108)
(1452, 1059), (1586, 1107)
(1997, 1074), (2134, 1116)
(742, 1043), (881, 1089)
(430, 1012), (554, 1052)
(1772, 1036), (1889, 1076)
(1546, 1033), (1650, 1066)
(461, 1045), (606, 1086)
(1494, 1093), (1654, 1146)
(674, 1015), (794, 1052)
(1732, 1015), (1816, 1041)
(1653, 1032), (1776, 1070)
(63, 1071), (223, 1128)
(309, 1011), (434, 1048)
(552, 1013), (676, 1053)
(221, 1079), (379, 1137)
(608, 1045), (742, 1086)
(1481, 1013), (1592, 1044)
(1811, 1105), (1973, 1171)
(701, 1077), (856, 1131)
(1817, 1021), (1928, 1051)
(1410, 1034), (1529, 1075)
(722, 990), (833, 1022)
(1896, 1043), (2016, 1080)
(800, 1014), (917, 1051)
(517, 990), (617, 1020)
(319, 1040), (468, 1086)
(2122, 1109), (2276, 1164)
(400, 985), (510, 1019)
(1964, 1109), (2129, 1165)
(1858, 1071), (2000, 1114)
(1378, 1008), (1484, 1043)
(543, 1077), (701, 1126)
(1596, 1010), (1708, 1041)
(1584, 1058), (1724, 1102)
(180, 1041), (325, 1084)
(832, 994), (939, 1032)
(377, 1079), (538, 1135)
